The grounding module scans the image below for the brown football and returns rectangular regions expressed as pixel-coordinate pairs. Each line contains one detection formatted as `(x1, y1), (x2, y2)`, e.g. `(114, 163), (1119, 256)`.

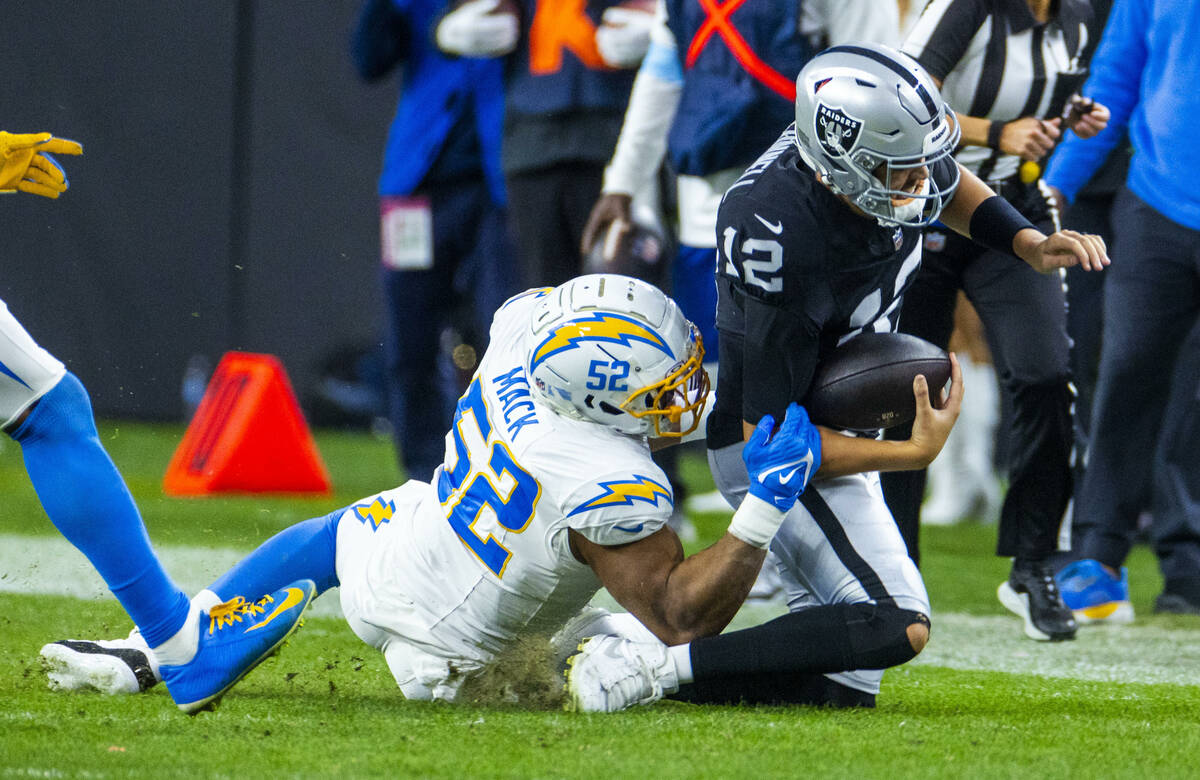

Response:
(804, 333), (951, 431)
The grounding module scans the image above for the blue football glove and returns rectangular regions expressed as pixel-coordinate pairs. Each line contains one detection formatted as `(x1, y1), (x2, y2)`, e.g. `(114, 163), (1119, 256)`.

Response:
(744, 403), (822, 511)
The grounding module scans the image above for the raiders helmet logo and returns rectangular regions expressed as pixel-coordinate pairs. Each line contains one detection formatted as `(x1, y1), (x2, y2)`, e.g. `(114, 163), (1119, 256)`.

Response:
(815, 104), (863, 158)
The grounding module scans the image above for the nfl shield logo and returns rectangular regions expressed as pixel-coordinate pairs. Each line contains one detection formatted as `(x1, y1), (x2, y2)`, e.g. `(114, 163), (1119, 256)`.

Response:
(815, 104), (863, 158)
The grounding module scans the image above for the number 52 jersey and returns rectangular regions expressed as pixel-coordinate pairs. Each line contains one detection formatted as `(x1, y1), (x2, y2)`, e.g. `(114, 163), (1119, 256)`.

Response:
(334, 289), (675, 683)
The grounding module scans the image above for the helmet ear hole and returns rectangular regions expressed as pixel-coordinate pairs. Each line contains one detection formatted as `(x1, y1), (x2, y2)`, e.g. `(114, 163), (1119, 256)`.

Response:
(598, 401), (625, 417)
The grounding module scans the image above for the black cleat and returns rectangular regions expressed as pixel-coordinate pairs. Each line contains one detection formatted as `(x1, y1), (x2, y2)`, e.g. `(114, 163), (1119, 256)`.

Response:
(40, 639), (160, 695)
(998, 560), (1077, 641)
(1153, 592), (1200, 616)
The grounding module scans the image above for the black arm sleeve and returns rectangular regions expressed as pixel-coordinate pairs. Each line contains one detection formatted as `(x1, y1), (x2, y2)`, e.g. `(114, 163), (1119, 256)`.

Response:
(718, 193), (829, 428)
(742, 296), (822, 427)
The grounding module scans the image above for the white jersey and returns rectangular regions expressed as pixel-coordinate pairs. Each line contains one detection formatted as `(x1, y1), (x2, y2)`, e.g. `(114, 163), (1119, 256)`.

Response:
(335, 289), (673, 694)
(0, 299), (66, 429)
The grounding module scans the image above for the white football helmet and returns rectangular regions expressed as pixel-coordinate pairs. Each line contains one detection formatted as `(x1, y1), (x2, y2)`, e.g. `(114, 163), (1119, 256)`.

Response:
(527, 274), (709, 438)
(794, 43), (961, 227)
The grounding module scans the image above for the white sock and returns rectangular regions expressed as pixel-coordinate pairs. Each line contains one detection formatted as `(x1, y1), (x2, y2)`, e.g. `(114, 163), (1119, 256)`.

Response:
(191, 589), (222, 612)
(668, 643), (693, 688)
(149, 591), (220, 667)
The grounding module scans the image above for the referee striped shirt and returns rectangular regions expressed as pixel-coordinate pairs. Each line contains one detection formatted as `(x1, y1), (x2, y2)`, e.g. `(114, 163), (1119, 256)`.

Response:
(902, 0), (1094, 183)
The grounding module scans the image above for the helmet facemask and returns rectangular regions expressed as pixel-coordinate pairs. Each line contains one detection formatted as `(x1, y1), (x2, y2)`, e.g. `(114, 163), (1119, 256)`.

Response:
(526, 274), (712, 439)
(850, 109), (961, 227)
(619, 328), (710, 438)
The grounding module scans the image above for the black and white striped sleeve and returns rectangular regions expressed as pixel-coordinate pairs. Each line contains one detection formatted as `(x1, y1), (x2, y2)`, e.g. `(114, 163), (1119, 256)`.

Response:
(902, 0), (990, 81)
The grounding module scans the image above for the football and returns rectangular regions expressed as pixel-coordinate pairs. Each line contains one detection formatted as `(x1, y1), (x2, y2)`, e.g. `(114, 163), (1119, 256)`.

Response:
(804, 332), (951, 431)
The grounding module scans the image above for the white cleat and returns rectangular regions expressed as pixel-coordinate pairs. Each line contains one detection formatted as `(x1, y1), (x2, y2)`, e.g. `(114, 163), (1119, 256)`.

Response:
(40, 638), (161, 695)
(564, 634), (677, 713)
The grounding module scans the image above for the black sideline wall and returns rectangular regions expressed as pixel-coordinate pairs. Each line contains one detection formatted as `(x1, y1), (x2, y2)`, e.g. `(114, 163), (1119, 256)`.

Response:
(2, 1), (395, 420)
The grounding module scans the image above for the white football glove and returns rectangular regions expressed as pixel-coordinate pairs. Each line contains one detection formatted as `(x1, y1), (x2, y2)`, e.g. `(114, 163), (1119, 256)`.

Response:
(595, 7), (653, 68)
(435, 0), (519, 58)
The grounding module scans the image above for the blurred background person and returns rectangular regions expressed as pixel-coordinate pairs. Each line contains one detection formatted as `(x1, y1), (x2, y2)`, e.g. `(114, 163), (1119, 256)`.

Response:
(1047, 0), (1200, 619)
(919, 294), (1001, 527)
(437, 0), (656, 288)
(886, 0), (1110, 641)
(353, 0), (520, 482)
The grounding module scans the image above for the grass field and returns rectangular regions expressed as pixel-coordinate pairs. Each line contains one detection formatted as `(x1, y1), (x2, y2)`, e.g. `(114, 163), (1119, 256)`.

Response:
(2, 423), (1200, 779)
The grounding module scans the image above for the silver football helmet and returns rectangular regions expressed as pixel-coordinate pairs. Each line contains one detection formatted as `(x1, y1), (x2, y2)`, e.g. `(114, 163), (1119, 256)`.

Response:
(527, 274), (709, 438)
(794, 43), (961, 227)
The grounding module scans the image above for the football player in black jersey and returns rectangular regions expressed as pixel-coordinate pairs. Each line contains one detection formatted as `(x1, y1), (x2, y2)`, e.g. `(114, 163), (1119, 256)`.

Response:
(565, 43), (1107, 711)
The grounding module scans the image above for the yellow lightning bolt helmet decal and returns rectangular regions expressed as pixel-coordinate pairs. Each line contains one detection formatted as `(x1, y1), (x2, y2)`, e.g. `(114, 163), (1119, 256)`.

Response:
(568, 475), (674, 516)
(529, 313), (673, 372)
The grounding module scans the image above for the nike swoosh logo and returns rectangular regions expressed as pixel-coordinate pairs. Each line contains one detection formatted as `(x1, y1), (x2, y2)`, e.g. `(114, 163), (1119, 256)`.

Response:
(757, 451), (815, 487)
(614, 523), (645, 533)
(755, 214), (783, 234)
(246, 586), (307, 633)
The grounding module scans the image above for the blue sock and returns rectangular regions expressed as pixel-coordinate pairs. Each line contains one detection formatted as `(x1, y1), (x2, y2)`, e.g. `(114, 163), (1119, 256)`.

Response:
(13, 372), (190, 648)
(207, 511), (341, 601)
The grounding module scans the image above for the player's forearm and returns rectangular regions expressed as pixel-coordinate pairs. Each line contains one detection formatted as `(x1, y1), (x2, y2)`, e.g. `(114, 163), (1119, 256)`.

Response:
(652, 534), (767, 645)
(940, 165), (996, 236)
(602, 55), (681, 195)
(815, 427), (930, 477)
(953, 112), (993, 149)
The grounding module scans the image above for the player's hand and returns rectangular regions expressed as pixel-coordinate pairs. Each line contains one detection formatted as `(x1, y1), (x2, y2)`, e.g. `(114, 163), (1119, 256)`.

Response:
(0, 131), (83, 199)
(999, 117), (1061, 161)
(907, 352), (963, 469)
(580, 191), (634, 266)
(435, 0), (519, 58)
(1021, 229), (1109, 273)
(595, 7), (653, 68)
(1064, 97), (1109, 139)
(743, 403), (822, 512)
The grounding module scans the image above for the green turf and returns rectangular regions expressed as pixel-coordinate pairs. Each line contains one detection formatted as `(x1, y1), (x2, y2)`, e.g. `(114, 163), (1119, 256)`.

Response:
(1, 422), (1197, 779)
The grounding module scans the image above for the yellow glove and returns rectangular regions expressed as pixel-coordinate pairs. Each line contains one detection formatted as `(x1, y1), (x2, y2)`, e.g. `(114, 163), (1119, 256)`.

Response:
(0, 131), (83, 199)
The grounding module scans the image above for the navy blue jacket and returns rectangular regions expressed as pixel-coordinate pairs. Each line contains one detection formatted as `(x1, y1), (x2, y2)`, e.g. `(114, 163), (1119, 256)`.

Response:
(665, 0), (813, 175)
(504, 0), (636, 118)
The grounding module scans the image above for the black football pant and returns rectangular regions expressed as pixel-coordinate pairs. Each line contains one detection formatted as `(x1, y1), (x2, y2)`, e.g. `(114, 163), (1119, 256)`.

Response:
(505, 162), (605, 288)
(1074, 188), (1200, 601)
(882, 181), (1073, 566)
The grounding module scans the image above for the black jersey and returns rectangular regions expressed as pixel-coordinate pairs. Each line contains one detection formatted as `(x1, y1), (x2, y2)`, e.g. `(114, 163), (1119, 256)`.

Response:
(706, 124), (956, 449)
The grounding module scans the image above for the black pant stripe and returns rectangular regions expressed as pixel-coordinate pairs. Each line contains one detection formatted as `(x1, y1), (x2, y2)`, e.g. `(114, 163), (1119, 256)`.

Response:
(800, 486), (897, 606)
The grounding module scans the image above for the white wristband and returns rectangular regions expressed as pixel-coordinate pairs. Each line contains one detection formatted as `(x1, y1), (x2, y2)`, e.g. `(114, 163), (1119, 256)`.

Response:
(727, 493), (788, 549)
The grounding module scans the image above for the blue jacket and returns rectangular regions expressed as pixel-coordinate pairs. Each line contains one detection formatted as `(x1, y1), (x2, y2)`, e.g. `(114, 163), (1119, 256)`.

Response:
(1044, 0), (1200, 230)
(352, 0), (507, 205)
(664, 0), (813, 176)
(504, 0), (636, 118)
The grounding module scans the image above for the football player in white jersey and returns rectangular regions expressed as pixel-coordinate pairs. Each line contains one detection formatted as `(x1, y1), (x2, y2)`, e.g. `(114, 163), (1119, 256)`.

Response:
(42, 274), (824, 703)
(3, 131), (314, 715)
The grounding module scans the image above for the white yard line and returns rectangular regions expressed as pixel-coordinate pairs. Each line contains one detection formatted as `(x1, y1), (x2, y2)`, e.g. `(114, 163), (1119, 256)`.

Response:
(0, 534), (345, 618)
(6, 533), (1200, 688)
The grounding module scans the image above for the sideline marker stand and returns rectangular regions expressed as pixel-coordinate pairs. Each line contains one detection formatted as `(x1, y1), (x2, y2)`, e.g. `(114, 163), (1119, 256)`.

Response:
(163, 351), (332, 495)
